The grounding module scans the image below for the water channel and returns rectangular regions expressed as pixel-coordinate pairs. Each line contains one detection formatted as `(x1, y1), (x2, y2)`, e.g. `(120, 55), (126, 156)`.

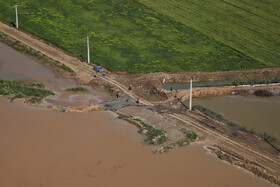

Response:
(193, 95), (280, 139)
(166, 80), (280, 140)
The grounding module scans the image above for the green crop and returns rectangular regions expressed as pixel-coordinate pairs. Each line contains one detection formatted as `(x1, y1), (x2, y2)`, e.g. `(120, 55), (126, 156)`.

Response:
(0, 0), (277, 73)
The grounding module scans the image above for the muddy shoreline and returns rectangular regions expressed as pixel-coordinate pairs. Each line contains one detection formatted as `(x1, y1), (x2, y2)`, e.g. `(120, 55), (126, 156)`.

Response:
(1, 98), (272, 186)
(2, 94), (280, 185)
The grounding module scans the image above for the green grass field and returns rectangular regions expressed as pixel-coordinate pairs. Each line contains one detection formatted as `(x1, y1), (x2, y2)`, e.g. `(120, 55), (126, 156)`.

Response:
(0, 0), (277, 73)
(138, 0), (280, 69)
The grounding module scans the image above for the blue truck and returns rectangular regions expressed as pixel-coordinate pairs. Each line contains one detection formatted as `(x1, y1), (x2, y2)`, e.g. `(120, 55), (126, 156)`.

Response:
(93, 66), (104, 72)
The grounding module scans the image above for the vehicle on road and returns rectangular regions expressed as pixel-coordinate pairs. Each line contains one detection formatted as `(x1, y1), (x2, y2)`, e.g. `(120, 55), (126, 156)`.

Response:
(93, 66), (104, 72)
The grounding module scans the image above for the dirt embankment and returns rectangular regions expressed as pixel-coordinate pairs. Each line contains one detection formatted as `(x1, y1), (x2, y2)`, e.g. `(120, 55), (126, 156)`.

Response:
(112, 69), (280, 103)
(207, 146), (280, 184)
(130, 68), (280, 83)
(176, 84), (280, 102)
(0, 22), (93, 85)
(0, 32), (75, 80)
(45, 104), (103, 113)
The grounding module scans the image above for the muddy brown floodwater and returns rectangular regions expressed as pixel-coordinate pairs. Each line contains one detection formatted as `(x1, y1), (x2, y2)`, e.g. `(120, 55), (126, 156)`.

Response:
(0, 99), (272, 187)
(0, 40), (274, 186)
(194, 95), (280, 139)
(0, 42), (111, 105)
(0, 42), (75, 91)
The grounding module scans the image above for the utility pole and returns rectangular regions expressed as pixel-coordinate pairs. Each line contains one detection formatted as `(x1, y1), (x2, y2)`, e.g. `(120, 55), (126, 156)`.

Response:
(189, 79), (192, 110)
(13, 4), (18, 29)
(86, 36), (90, 64)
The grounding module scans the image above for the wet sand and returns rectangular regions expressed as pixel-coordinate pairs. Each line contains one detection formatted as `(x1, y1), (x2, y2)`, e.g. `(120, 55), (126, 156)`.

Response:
(44, 86), (110, 106)
(0, 99), (271, 187)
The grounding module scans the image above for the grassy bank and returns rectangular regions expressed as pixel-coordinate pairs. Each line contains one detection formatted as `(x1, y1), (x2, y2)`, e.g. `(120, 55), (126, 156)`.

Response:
(138, 0), (280, 69)
(172, 128), (197, 147)
(193, 104), (276, 142)
(232, 77), (280, 86)
(0, 79), (54, 102)
(0, 0), (267, 73)
(118, 114), (169, 145)
(161, 128), (197, 153)
(65, 87), (89, 93)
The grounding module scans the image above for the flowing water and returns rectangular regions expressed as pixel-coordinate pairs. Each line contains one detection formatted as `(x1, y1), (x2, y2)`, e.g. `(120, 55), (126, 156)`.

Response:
(0, 42), (273, 186)
(0, 99), (271, 187)
(194, 95), (280, 139)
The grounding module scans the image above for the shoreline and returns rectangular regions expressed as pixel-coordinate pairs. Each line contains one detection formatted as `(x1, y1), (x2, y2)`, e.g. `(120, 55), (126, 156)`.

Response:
(2, 92), (279, 185)
(0, 99), (276, 186)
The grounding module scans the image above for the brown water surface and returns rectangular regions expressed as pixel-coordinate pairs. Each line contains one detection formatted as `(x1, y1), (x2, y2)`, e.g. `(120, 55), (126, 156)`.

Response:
(0, 42), (110, 105)
(0, 42), (76, 91)
(194, 95), (280, 139)
(0, 99), (271, 187)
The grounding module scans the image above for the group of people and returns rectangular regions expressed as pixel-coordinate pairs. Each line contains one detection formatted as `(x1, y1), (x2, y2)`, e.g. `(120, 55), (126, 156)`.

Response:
(89, 84), (178, 107)
(128, 85), (139, 104)
(113, 85), (140, 104)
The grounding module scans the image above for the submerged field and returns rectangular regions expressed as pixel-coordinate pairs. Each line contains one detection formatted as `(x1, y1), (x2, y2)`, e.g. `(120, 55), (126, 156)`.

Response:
(0, 0), (277, 73)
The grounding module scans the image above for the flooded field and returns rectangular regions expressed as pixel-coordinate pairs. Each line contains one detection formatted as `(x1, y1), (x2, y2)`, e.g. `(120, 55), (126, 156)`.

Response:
(194, 95), (280, 139)
(0, 99), (271, 187)
(0, 41), (274, 186)
(0, 42), (110, 105)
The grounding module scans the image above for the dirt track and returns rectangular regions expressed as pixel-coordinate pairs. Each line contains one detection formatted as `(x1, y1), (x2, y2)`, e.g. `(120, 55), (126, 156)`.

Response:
(0, 22), (152, 105)
(1, 21), (279, 184)
(0, 22), (95, 84)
